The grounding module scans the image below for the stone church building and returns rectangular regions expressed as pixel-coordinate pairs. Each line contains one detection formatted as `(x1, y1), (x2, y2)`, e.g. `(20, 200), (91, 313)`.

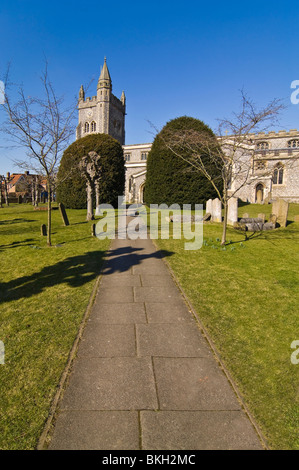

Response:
(77, 59), (299, 205)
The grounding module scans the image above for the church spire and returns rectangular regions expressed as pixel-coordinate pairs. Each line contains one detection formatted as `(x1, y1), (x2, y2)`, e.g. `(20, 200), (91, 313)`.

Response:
(97, 57), (112, 90)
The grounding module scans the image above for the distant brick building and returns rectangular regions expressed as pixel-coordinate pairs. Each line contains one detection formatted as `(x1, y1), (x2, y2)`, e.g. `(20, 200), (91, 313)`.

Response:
(77, 59), (299, 204)
(1, 171), (47, 202)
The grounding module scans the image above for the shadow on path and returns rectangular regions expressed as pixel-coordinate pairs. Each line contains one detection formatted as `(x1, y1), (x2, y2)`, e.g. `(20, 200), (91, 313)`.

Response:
(0, 244), (174, 304)
(102, 245), (174, 275)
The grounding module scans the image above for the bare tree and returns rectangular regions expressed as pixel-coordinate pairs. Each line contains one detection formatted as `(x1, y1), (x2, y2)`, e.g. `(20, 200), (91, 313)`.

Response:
(79, 151), (102, 221)
(0, 175), (3, 208)
(158, 92), (286, 245)
(1, 64), (77, 245)
(1, 175), (9, 206)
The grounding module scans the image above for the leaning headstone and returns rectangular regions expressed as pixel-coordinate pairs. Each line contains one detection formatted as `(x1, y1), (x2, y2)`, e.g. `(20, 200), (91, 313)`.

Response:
(272, 199), (289, 227)
(258, 213), (265, 223)
(41, 224), (47, 236)
(212, 198), (222, 223)
(91, 223), (96, 237)
(59, 202), (70, 226)
(227, 197), (238, 225)
(269, 214), (277, 225)
(206, 199), (213, 216)
(203, 212), (211, 221)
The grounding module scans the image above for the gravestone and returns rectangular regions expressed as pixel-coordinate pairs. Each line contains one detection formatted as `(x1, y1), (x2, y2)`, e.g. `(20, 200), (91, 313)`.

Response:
(206, 199), (213, 216)
(203, 212), (211, 221)
(258, 213), (265, 223)
(59, 202), (70, 226)
(18, 195), (23, 204)
(95, 206), (102, 216)
(269, 213), (277, 225)
(41, 224), (47, 236)
(91, 223), (96, 237)
(242, 212), (249, 218)
(272, 199), (289, 227)
(212, 198), (222, 223)
(227, 197), (238, 225)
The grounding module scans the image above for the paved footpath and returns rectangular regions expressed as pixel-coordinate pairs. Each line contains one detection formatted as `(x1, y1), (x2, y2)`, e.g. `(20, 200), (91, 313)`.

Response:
(49, 230), (264, 450)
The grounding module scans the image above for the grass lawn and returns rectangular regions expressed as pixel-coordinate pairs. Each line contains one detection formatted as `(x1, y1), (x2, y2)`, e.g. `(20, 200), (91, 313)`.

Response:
(0, 203), (111, 450)
(154, 203), (299, 450)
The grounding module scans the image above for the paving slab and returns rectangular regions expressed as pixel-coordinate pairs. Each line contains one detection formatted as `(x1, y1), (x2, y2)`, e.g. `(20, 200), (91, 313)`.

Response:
(95, 286), (134, 303)
(100, 273), (141, 288)
(60, 357), (158, 411)
(136, 323), (212, 358)
(132, 264), (169, 275)
(134, 286), (180, 303)
(78, 324), (136, 357)
(141, 411), (262, 450)
(89, 302), (147, 324)
(49, 411), (139, 450)
(153, 357), (241, 410)
(140, 274), (175, 287)
(145, 302), (194, 323)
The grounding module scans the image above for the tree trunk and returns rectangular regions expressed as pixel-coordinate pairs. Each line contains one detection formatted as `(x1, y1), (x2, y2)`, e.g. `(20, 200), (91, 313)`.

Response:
(0, 177), (2, 208)
(47, 181), (52, 246)
(32, 179), (35, 206)
(221, 186), (228, 246)
(95, 181), (100, 208)
(34, 177), (39, 207)
(4, 178), (9, 206)
(221, 201), (228, 246)
(86, 182), (94, 221)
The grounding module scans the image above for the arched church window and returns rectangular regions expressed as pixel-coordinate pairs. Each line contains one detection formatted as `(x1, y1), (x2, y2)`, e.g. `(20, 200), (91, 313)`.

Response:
(84, 122), (89, 133)
(273, 163), (284, 185)
(256, 141), (269, 150)
(288, 139), (299, 148)
(91, 121), (96, 132)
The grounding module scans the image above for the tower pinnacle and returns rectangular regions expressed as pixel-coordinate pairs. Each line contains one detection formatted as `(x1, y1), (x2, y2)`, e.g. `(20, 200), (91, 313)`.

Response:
(97, 57), (112, 90)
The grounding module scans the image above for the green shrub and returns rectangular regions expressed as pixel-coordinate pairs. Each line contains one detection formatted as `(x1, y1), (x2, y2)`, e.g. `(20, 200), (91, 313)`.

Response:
(144, 116), (222, 207)
(56, 134), (125, 209)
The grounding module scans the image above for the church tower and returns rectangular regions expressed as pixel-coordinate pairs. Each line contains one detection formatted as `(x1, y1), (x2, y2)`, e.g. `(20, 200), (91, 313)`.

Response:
(76, 58), (126, 145)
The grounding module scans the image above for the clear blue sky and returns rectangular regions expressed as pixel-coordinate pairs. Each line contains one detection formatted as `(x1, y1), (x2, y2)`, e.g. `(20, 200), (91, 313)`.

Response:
(0, 0), (299, 174)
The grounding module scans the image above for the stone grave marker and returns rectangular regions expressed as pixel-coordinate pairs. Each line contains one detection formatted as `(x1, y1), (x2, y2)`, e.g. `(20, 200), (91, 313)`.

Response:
(59, 202), (70, 226)
(269, 214), (277, 225)
(212, 198), (222, 222)
(258, 213), (265, 223)
(41, 224), (47, 236)
(227, 197), (238, 225)
(272, 199), (289, 227)
(206, 199), (213, 216)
